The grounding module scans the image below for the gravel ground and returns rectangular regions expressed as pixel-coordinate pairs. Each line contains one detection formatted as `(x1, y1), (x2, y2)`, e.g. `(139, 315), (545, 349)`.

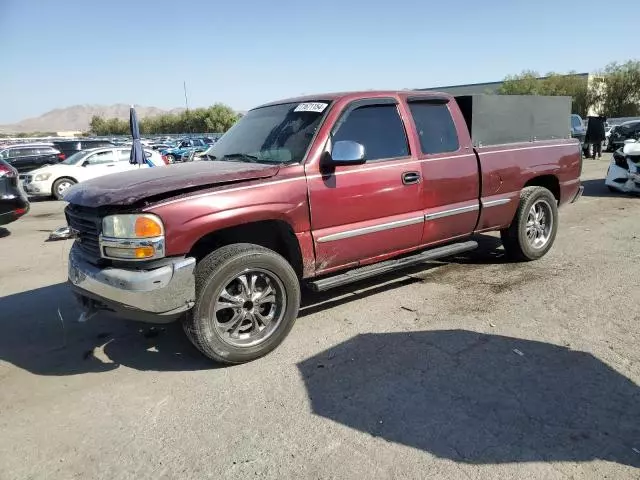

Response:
(0, 154), (638, 479)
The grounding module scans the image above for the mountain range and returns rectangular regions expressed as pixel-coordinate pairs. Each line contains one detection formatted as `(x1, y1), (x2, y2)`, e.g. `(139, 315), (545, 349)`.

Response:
(0, 104), (186, 134)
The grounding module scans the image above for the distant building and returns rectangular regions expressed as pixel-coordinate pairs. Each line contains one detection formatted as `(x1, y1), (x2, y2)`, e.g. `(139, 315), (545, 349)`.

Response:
(56, 130), (83, 137)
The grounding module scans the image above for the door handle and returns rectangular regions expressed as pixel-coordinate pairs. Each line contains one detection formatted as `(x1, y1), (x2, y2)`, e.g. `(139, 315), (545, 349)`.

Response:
(402, 171), (421, 185)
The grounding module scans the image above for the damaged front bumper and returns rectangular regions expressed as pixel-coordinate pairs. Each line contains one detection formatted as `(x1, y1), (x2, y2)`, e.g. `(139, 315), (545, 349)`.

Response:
(68, 243), (196, 323)
(605, 165), (640, 194)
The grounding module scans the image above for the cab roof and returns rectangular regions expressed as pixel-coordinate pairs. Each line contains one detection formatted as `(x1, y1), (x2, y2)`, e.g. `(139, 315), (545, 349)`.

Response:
(255, 90), (453, 109)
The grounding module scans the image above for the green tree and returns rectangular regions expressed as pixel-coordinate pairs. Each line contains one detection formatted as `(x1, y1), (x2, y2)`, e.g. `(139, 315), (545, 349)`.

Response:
(91, 103), (240, 136)
(592, 61), (640, 117)
(498, 70), (542, 95)
(497, 71), (592, 117)
(89, 115), (107, 135)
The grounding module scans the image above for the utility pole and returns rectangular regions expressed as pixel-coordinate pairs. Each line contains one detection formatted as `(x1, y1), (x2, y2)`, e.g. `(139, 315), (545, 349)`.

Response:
(183, 81), (191, 134)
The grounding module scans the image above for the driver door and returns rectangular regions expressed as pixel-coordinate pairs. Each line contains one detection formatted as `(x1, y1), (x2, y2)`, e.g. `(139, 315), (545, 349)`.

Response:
(306, 99), (424, 273)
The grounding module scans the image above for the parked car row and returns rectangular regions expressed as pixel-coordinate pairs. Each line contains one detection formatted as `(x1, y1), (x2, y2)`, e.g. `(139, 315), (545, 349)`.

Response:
(160, 137), (214, 163)
(20, 147), (166, 200)
(0, 139), (116, 173)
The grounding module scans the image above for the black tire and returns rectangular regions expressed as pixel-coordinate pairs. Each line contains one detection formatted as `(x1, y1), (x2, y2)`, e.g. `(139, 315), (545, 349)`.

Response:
(165, 154), (175, 163)
(183, 243), (301, 364)
(500, 186), (558, 262)
(52, 177), (76, 200)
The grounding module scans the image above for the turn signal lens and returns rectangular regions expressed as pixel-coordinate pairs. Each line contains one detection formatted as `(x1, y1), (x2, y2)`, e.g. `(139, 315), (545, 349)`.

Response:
(134, 246), (155, 258)
(135, 216), (163, 237)
(103, 246), (155, 259)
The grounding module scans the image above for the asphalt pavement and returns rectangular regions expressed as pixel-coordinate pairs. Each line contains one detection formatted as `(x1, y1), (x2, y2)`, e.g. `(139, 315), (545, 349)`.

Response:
(0, 154), (638, 479)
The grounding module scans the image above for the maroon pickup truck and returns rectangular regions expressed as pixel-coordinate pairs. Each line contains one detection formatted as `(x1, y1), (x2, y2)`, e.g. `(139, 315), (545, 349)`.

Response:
(65, 91), (583, 364)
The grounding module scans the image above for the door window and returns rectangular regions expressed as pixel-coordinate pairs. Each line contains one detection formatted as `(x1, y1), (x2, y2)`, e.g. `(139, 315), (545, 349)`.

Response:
(118, 149), (151, 161)
(85, 150), (116, 165)
(408, 102), (459, 154)
(333, 104), (409, 161)
(118, 149), (131, 161)
(35, 147), (58, 155)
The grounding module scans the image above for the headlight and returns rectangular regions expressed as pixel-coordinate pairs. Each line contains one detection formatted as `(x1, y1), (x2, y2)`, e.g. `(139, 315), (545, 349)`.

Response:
(34, 173), (51, 181)
(100, 214), (165, 260)
(102, 214), (164, 238)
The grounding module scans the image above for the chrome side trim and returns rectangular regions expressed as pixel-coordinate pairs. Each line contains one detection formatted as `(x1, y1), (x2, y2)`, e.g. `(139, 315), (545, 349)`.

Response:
(478, 143), (576, 155)
(481, 198), (512, 208)
(425, 204), (479, 221)
(99, 235), (165, 261)
(316, 216), (424, 243)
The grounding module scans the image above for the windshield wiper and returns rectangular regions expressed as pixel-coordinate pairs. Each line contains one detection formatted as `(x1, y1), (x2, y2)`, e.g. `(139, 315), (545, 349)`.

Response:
(221, 153), (261, 163)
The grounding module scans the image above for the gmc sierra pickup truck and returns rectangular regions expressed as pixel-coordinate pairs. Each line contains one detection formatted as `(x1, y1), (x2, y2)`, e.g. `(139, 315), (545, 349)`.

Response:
(65, 91), (583, 364)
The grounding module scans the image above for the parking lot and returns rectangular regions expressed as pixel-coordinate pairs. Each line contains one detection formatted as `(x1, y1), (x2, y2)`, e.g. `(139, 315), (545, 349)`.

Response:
(0, 154), (638, 479)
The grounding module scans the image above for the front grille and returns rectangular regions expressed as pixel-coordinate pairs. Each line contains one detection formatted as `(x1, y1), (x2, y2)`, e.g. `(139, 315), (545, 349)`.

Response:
(65, 205), (102, 259)
(19, 175), (32, 184)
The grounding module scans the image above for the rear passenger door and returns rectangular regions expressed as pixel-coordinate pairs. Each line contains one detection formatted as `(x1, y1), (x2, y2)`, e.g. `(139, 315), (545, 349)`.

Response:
(406, 99), (480, 245)
(307, 99), (424, 272)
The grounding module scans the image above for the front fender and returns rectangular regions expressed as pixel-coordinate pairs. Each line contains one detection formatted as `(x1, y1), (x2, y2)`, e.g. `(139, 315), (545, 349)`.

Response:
(177, 204), (300, 251)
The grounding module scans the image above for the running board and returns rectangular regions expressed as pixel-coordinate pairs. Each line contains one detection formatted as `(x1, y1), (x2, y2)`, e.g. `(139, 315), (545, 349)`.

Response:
(307, 240), (478, 292)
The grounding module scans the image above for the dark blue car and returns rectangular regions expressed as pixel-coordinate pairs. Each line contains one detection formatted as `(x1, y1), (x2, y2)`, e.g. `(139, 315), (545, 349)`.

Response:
(161, 138), (213, 163)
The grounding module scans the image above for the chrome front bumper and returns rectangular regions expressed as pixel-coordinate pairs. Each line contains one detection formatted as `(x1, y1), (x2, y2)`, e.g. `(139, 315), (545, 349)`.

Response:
(571, 185), (584, 203)
(68, 243), (196, 323)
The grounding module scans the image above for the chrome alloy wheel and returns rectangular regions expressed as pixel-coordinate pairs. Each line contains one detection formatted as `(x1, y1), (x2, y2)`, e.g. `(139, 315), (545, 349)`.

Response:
(526, 199), (553, 249)
(213, 269), (286, 347)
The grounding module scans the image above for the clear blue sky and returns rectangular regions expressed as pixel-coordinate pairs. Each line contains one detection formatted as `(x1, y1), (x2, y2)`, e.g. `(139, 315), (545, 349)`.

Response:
(1, 0), (638, 123)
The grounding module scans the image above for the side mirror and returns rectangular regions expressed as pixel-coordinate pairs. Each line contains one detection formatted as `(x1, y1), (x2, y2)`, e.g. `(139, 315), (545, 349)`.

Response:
(330, 140), (366, 165)
(82, 160), (90, 167)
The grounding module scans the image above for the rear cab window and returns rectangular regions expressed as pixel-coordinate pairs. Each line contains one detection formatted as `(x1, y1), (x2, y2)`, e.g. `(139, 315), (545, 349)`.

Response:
(332, 101), (409, 161)
(407, 101), (459, 155)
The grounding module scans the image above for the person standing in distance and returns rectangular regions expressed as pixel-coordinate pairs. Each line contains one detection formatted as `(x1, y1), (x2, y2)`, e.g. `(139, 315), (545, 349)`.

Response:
(585, 115), (606, 159)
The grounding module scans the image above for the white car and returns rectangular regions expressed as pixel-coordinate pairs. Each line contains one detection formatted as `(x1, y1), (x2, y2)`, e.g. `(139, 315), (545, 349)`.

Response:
(605, 140), (640, 194)
(20, 147), (166, 200)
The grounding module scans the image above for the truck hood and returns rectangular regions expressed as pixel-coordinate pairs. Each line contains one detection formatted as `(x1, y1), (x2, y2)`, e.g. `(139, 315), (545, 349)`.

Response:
(63, 161), (280, 207)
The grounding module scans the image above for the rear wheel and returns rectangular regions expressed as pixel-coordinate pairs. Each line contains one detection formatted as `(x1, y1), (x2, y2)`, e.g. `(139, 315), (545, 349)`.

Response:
(52, 177), (76, 200)
(183, 243), (301, 364)
(500, 186), (558, 261)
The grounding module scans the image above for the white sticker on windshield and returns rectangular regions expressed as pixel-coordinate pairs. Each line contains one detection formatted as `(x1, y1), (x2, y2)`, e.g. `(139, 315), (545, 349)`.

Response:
(294, 102), (328, 113)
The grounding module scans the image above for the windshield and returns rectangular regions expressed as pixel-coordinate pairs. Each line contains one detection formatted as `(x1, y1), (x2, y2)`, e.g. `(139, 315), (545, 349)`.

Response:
(205, 101), (330, 164)
(0, 149), (7, 160)
(61, 150), (92, 165)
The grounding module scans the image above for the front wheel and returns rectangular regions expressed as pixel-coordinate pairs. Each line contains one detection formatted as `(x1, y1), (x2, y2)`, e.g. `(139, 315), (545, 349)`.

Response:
(52, 177), (76, 200)
(183, 243), (301, 364)
(500, 186), (558, 261)
(165, 154), (175, 163)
